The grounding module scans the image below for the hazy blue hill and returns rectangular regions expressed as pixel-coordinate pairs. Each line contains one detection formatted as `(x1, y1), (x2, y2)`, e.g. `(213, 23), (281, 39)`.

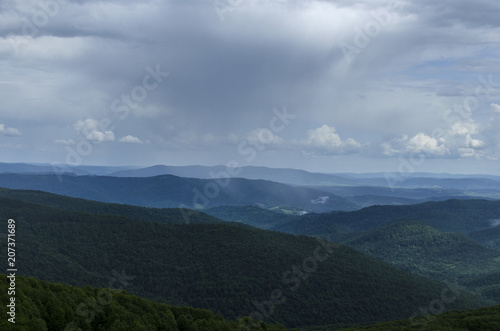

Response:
(312, 184), (500, 201)
(399, 177), (500, 189)
(271, 199), (500, 237)
(0, 196), (487, 329)
(0, 173), (359, 212)
(0, 162), (91, 176)
(343, 221), (500, 303)
(0, 162), (136, 176)
(0, 188), (221, 225)
(111, 164), (360, 186)
(338, 176), (500, 190)
(111, 164), (229, 178)
(311, 185), (465, 199)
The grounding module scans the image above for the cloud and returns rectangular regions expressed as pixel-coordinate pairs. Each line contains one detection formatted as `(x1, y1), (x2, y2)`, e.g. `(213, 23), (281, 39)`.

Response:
(382, 133), (447, 157)
(300, 125), (362, 155)
(119, 135), (143, 144)
(74, 119), (115, 142)
(1, 1), (500, 173)
(381, 129), (488, 159)
(0, 124), (22, 137)
(483, 104), (500, 159)
(406, 133), (447, 155)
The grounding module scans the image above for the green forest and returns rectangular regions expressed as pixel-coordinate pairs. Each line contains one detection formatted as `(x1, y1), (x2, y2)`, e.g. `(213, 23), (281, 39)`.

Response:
(0, 274), (287, 331)
(337, 305), (500, 331)
(1, 188), (499, 329)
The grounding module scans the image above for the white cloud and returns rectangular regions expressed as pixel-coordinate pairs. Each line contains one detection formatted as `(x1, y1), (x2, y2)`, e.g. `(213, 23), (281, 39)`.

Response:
(301, 125), (362, 155)
(119, 135), (143, 144)
(74, 119), (115, 142)
(381, 129), (488, 159)
(406, 133), (447, 156)
(448, 121), (478, 137)
(466, 136), (486, 149)
(0, 124), (22, 137)
(491, 103), (500, 113)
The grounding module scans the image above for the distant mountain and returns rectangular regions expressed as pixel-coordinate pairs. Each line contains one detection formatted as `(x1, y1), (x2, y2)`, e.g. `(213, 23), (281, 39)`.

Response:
(111, 164), (228, 178)
(111, 164), (360, 186)
(0, 188), (222, 225)
(321, 175), (500, 191)
(271, 199), (500, 237)
(111, 165), (500, 190)
(0, 195), (488, 329)
(0, 173), (358, 212)
(314, 185), (468, 199)
(2, 162), (499, 209)
(338, 171), (500, 181)
(397, 177), (500, 190)
(0, 162), (138, 176)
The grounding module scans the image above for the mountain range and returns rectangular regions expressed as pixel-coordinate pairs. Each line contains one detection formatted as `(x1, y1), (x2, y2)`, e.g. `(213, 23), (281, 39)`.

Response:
(1, 162), (499, 209)
(0, 189), (493, 329)
(1, 162), (500, 329)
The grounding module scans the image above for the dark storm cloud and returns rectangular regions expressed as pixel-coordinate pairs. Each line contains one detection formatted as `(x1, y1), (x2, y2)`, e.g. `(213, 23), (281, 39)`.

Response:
(1, 0), (499, 172)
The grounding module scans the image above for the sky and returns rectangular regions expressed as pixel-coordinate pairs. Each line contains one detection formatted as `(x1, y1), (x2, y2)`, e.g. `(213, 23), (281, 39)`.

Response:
(1, 0), (500, 174)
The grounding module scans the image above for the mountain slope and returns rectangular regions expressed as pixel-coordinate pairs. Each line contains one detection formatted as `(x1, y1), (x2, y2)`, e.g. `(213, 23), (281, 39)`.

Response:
(343, 221), (500, 303)
(0, 187), (221, 225)
(469, 224), (500, 251)
(205, 205), (298, 229)
(0, 173), (358, 212)
(337, 304), (500, 331)
(271, 199), (500, 236)
(0, 274), (284, 331)
(0, 196), (487, 329)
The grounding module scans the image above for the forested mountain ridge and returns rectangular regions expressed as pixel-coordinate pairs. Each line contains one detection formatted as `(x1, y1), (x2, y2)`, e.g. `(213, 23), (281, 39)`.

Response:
(337, 304), (500, 331)
(204, 200), (500, 305)
(343, 221), (500, 304)
(2, 273), (499, 331)
(0, 173), (358, 212)
(0, 194), (489, 329)
(0, 188), (221, 225)
(271, 199), (500, 238)
(0, 274), (285, 331)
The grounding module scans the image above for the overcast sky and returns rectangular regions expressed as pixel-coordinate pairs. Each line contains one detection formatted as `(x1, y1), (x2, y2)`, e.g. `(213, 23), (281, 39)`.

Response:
(1, 0), (500, 174)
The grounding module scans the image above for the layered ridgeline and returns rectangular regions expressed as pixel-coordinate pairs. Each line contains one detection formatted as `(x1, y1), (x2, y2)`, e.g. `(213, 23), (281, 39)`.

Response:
(0, 274), (284, 331)
(0, 188), (223, 225)
(270, 199), (500, 244)
(207, 201), (500, 304)
(0, 173), (357, 212)
(0, 191), (488, 329)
